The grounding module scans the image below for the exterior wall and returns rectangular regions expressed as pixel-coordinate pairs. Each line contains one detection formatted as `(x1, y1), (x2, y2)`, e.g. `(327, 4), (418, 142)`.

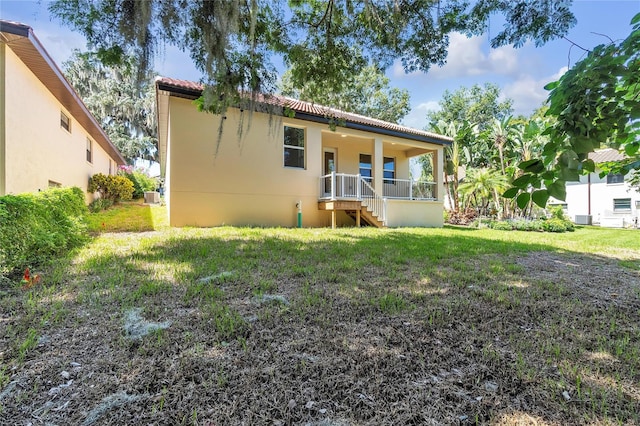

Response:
(166, 96), (445, 228)
(386, 199), (444, 227)
(2, 47), (114, 202)
(167, 97), (331, 227)
(562, 172), (640, 227)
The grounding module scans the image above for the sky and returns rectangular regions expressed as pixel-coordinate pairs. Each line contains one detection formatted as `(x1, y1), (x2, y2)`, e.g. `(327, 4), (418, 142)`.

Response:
(1, 0), (639, 131)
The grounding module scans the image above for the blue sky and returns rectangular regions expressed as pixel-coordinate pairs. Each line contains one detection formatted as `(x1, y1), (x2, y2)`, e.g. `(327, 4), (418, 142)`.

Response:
(2, 0), (639, 130)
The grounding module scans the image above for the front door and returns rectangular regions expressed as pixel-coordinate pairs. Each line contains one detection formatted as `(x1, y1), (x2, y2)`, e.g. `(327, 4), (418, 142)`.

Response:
(323, 148), (336, 195)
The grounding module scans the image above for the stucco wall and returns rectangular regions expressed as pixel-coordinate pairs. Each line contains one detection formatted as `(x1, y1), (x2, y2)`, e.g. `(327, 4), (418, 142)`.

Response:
(166, 96), (445, 228)
(2, 46), (113, 201)
(386, 199), (444, 227)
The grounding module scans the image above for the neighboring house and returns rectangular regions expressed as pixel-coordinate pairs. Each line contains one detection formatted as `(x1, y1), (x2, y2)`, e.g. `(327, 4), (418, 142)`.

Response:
(551, 149), (640, 228)
(156, 77), (452, 228)
(0, 20), (125, 201)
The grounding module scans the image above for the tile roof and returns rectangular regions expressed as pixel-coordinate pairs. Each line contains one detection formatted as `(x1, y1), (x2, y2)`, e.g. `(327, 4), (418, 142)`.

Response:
(156, 77), (453, 145)
(589, 148), (625, 164)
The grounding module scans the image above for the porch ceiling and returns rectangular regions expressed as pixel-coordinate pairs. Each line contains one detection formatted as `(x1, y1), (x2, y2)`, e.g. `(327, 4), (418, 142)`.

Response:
(321, 130), (436, 157)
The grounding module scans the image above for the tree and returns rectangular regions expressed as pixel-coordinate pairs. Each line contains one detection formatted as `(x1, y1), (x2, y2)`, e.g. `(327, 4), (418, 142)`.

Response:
(426, 83), (514, 132)
(459, 168), (509, 217)
(63, 51), (158, 164)
(50, 1), (576, 114)
(280, 65), (410, 124)
(506, 12), (640, 208)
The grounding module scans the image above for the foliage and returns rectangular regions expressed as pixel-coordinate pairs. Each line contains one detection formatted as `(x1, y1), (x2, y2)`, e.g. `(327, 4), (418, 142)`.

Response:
(118, 165), (157, 199)
(426, 83), (513, 134)
(88, 198), (114, 213)
(88, 173), (134, 205)
(0, 187), (88, 277)
(50, 1), (576, 116)
(482, 217), (573, 233)
(506, 13), (640, 207)
(459, 167), (509, 217)
(281, 65), (410, 124)
(63, 51), (158, 163)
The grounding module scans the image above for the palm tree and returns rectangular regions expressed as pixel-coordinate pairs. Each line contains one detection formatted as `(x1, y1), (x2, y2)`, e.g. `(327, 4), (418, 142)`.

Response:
(459, 167), (509, 217)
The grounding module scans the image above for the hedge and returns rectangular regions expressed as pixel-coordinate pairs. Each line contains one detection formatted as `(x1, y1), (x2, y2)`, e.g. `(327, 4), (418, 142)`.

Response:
(0, 187), (88, 278)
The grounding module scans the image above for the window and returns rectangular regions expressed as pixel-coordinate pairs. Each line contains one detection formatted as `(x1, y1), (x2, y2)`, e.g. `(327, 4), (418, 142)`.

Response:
(383, 157), (395, 183)
(48, 180), (61, 188)
(60, 111), (71, 132)
(607, 173), (625, 184)
(613, 198), (631, 212)
(86, 138), (93, 163)
(283, 126), (305, 169)
(359, 155), (396, 183)
(359, 154), (372, 181)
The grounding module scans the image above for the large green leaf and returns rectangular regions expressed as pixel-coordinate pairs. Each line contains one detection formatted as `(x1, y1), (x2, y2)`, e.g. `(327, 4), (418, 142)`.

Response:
(516, 192), (531, 209)
(512, 174), (532, 188)
(503, 187), (519, 199)
(547, 180), (567, 201)
(519, 159), (545, 174)
(531, 190), (550, 208)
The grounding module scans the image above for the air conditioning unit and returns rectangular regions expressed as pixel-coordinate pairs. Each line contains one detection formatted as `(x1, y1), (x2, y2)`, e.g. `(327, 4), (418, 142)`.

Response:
(574, 215), (592, 225)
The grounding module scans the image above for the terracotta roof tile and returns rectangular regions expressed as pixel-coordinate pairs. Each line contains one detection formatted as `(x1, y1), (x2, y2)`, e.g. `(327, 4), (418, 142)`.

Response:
(589, 148), (625, 163)
(155, 76), (453, 144)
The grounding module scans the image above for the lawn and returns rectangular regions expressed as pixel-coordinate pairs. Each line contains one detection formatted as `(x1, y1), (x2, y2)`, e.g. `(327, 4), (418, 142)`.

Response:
(0, 213), (639, 424)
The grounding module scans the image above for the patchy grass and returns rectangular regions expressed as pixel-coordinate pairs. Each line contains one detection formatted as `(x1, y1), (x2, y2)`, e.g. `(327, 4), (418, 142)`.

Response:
(0, 225), (638, 424)
(85, 199), (168, 232)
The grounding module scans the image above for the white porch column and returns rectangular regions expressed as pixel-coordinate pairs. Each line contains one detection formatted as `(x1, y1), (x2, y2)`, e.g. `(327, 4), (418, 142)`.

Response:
(373, 137), (383, 193)
(306, 126), (323, 176)
(434, 146), (444, 201)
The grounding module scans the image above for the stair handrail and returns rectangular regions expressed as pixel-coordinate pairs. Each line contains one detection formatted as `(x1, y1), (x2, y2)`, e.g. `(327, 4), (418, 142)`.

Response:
(359, 177), (386, 225)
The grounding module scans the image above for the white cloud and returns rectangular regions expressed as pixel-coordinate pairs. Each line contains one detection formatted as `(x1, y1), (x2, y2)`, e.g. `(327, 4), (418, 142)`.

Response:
(503, 66), (568, 116)
(35, 27), (87, 66)
(401, 101), (440, 130)
(393, 33), (521, 81)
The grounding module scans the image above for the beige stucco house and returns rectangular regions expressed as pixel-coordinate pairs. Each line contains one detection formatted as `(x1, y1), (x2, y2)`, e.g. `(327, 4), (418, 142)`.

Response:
(0, 20), (125, 201)
(156, 77), (452, 228)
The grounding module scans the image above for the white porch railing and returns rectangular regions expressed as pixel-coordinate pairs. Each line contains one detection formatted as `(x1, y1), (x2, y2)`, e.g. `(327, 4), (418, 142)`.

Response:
(319, 173), (436, 201)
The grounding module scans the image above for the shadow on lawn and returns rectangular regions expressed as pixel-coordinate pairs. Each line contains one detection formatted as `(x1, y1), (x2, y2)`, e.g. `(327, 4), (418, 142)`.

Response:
(3, 228), (639, 425)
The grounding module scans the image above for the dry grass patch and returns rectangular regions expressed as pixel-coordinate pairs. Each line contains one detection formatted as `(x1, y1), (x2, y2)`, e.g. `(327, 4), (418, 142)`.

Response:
(0, 226), (638, 425)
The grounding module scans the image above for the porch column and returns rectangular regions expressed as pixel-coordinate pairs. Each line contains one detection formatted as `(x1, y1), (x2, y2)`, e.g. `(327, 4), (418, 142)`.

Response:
(373, 137), (383, 193)
(434, 146), (444, 201)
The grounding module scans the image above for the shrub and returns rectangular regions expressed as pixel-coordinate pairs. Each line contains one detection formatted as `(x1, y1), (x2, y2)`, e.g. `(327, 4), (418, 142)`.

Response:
(548, 205), (568, 220)
(542, 218), (575, 233)
(88, 173), (134, 204)
(490, 220), (513, 231)
(88, 198), (114, 213)
(0, 187), (88, 277)
(119, 167), (157, 199)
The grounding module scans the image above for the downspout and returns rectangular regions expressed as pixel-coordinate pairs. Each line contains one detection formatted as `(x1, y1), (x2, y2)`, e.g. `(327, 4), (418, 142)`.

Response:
(0, 42), (6, 196)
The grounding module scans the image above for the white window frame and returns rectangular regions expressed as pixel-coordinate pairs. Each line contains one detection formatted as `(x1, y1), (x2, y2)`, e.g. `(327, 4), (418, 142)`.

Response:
(613, 198), (631, 212)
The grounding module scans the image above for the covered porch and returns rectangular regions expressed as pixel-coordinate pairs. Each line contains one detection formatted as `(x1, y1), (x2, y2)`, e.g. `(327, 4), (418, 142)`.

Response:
(317, 129), (445, 228)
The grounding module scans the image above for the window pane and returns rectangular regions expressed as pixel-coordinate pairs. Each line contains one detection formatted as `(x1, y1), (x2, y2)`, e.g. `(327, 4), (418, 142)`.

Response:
(383, 171), (395, 180)
(359, 154), (371, 169)
(613, 198), (631, 210)
(60, 112), (70, 131)
(284, 147), (305, 168)
(383, 157), (395, 171)
(284, 126), (305, 147)
(607, 173), (625, 184)
(360, 168), (372, 178)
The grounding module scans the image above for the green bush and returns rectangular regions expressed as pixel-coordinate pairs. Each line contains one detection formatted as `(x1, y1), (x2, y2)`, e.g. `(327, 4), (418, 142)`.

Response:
(0, 187), (88, 277)
(490, 220), (513, 231)
(510, 219), (543, 232)
(88, 198), (114, 213)
(542, 218), (575, 233)
(120, 169), (157, 199)
(88, 173), (134, 205)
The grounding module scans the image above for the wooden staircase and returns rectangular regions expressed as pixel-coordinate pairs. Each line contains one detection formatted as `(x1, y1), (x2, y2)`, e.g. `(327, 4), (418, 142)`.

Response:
(318, 200), (385, 228)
